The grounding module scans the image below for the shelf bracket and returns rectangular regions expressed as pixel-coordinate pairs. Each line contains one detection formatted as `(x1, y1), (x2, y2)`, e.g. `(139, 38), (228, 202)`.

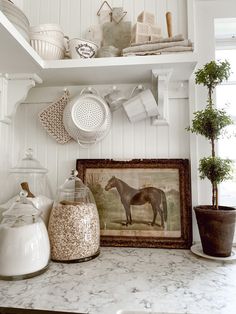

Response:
(151, 68), (173, 126)
(0, 73), (42, 124)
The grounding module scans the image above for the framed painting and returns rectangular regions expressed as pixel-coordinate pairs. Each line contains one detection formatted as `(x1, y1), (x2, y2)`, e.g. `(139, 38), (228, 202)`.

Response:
(76, 159), (192, 248)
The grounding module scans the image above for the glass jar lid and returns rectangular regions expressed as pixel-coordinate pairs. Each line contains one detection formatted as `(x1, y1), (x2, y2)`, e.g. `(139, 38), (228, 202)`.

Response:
(2, 190), (40, 227)
(10, 148), (48, 174)
(58, 169), (90, 203)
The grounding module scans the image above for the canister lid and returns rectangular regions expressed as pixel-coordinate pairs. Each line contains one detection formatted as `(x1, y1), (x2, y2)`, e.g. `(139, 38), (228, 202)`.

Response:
(57, 169), (91, 203)
(10, 148), (48, 174)
(2, 190), (40, 226)
(59, 169), (85, 193)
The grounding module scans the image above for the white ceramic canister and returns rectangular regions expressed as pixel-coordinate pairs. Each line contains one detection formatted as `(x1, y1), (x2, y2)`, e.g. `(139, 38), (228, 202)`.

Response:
(0, 191), (50, 280)
(68, 38), (98, 58)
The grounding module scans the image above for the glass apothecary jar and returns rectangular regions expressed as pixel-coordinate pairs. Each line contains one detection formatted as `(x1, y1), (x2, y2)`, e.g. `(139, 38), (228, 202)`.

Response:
(1, 149), (53, 226)
(0, 191), (50, 280)
(9, 148), (52, 198)
(48, 170), (100, 262)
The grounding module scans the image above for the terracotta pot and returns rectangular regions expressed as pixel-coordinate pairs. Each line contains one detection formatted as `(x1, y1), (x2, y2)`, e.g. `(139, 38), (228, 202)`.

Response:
(194, 205), (236, 257)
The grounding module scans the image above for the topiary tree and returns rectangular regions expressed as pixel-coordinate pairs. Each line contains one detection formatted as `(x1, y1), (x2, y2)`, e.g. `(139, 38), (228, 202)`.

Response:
(187, 60), (234, 209)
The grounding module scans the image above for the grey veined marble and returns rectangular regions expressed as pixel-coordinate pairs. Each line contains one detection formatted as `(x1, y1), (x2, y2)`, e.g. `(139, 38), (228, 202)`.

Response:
(0, 247), (236, 314)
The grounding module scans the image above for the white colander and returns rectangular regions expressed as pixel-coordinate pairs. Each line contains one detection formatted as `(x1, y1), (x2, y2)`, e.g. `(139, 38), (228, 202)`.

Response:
(63, 87), (112, 145)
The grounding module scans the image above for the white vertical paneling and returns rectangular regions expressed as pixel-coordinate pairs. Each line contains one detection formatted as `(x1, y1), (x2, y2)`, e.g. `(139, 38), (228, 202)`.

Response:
(179, 98), (189, 157)
(45, 133), (59, 198)
(123, 0), (134, 22)
(169, 99), (181, 157)
(134, 119), (146, 158)
(100, 130), (112, 159)
(145, 120), (157, 158)
(56, 143), (68, 189)
(144, 0), (156, 21)
(64, 0), (81, 38)
(156, 125), (169, 157)
(38, 0), (60, 24)
(22, 0), (41, 26)
(0, 123), (12, 203)
(168, 98), (190, 158)
(80, 0), (92, 38)
(111, 0), (124, 8)
(177, 0), (187, 38)
(166, 0), (178, 37)
(88, 141), (101, 159)
(133, 0), (145, 21)
(156, 0), (168, 38)
(122, 110), (134, 158)
(111, 109), (124, 158)
(59, 0), (76, 38)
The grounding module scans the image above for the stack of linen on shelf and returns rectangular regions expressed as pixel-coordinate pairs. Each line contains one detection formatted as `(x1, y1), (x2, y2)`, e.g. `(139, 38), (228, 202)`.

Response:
(122, 34), (193, 56)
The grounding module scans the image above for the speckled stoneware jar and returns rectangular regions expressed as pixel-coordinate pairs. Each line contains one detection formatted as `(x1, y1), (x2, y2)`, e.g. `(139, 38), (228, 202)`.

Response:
(48, 170), (100, 262)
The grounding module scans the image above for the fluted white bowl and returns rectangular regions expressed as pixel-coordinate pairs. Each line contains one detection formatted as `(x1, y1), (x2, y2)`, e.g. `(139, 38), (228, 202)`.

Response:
(30, 34), (65, 60)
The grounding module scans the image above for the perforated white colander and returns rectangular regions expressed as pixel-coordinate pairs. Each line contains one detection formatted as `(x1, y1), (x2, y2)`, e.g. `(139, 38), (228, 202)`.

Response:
(63, 87), (112, 145)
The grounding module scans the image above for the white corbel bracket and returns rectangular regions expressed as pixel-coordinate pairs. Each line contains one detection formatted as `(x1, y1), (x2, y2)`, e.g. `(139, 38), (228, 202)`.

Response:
(0, 73), (42, 124)
(151, 68), (173, 126)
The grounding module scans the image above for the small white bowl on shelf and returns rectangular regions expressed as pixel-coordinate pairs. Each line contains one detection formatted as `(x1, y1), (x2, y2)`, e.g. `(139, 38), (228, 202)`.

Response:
(30, 24), (64, 41)
(30, 34), (65, 60)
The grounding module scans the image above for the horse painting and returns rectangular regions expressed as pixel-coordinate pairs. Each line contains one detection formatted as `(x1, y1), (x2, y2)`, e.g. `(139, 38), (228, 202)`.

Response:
(105, 176), (167, 229)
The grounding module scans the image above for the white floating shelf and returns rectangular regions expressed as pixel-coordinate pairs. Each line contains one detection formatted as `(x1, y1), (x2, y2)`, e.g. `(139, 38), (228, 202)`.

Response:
(0, 10), (198, 87)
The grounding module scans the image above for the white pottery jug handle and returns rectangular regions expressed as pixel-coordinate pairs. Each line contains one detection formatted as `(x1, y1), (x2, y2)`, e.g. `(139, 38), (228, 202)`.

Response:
(129, 84), (144, 99)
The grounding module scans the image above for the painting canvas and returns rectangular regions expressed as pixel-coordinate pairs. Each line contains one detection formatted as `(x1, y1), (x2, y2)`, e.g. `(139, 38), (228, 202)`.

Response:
(76, 159), (192, 248)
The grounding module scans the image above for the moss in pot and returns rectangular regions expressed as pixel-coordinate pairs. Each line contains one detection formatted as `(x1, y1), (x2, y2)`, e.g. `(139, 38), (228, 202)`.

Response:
(187, 60), (236, 257)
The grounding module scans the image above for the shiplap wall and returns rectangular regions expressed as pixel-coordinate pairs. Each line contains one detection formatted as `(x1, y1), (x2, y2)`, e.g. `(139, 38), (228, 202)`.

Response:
(0, 0), (189, 202)
(0, 124), (12, 202)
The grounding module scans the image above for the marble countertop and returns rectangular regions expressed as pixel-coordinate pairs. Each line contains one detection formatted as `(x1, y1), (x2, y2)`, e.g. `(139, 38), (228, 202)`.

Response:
(0, 247), (236, 314)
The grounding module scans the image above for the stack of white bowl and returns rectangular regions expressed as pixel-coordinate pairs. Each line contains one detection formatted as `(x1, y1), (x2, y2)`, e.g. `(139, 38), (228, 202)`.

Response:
(0, 0), (30, 42)
(30, 24), (65, 60)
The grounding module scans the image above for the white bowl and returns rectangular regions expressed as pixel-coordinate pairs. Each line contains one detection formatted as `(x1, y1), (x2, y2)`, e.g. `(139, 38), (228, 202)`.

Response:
(68, 38), (98, 59)
(30, 24), (64, 41)
(30, 34), (65, 60)
(0, 0), (29, 26)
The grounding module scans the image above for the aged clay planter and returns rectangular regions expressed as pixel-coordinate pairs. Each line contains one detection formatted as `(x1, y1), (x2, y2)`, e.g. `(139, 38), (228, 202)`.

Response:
(194, 205), (236, 257)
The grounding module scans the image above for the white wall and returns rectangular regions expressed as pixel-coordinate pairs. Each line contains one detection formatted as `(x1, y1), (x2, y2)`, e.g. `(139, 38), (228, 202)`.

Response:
(0, 124), (12, 203)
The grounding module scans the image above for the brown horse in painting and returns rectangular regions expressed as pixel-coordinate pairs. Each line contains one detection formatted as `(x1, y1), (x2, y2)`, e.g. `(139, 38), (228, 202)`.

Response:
(105, 176), (167, 228)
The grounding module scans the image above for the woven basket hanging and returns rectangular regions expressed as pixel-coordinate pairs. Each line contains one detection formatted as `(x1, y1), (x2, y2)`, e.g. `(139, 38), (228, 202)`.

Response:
(39, 90), (72, 144)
